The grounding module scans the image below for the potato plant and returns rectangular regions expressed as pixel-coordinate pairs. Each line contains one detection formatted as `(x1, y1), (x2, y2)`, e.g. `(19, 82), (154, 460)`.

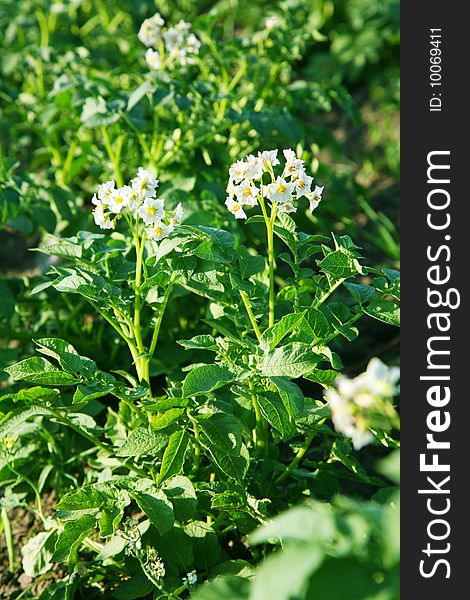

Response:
(0, 2), (399, 599)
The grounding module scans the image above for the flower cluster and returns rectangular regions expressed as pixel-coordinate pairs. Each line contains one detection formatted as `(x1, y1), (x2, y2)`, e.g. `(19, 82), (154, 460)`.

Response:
(138, 13), (201, 71)
(225, 149), (324, 219)
(92, 167), (183, 241)
(122, 518), (142, 556)
(325, 358), (400, 450)
(145, 547), (166, 581)
(183, 570), (198, 586)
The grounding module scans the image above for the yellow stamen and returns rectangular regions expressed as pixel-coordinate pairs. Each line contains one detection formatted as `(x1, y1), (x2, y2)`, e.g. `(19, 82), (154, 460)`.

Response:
(277, 184), (286, 194)
(233, 204), (241, 211)
(147, 206), (157, 216)
(243, 188), (252, 196)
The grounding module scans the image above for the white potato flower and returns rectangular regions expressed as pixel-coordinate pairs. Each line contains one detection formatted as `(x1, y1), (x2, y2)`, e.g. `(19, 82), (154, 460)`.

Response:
(108, 186), (134, 214)
(138, 13), (165, 47)
(277, 200), (297, 214)
(97, 180), (115, 204)
(267, 176), (296, 203)
(245, 154), (264, 180)
(183, 570), (198, 586)
(138, 198), (165, 225)
(308, 185), (324, 211)
(145, 48), (162, 70)
(145, 220), (173, 241)
(258, 149), (280, 169)
(325, 358), (400, 450)
(92, 201), (114, 230)
(171, 202), (184, 226)
(234, 179), (259, 206)
(225, 197), (247, 219)
(283, 148), (305, 178)
(295, 173), (313, 198)
(229, 160), (247, 183)
(186, 33), (201, 54)
(163, 27), (183, 51)
(131, 167), (158, 199)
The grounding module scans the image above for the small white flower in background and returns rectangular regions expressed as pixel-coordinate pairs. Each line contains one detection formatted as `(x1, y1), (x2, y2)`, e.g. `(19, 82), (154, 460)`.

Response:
(225, 198), (247, 219)
(131, 167), (158, 199)
(97, 180), (115, 204)
(138, 198), (165, 225)
(145, 220), (173, 241)
(140, 15), (200, 70)
(145, 48), (162, 70)
(138, 13), (165, 47)
(145, 548), (165, 580)
(325, 358), (400, 450)
(264, 15), (283, 30)
(267, 177), (296, 203)
(308, 185), (324, 212)
(234, 179), (259, 206)
(183, 570), (198, 586)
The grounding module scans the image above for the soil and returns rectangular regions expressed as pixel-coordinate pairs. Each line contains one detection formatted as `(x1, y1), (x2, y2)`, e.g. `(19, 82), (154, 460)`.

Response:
(0, 492), (62, 599)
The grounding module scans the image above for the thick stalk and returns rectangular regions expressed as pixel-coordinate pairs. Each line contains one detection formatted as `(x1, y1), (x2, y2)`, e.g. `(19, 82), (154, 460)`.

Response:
(133, 231), (149, 387)
(266, 219), (276, 328)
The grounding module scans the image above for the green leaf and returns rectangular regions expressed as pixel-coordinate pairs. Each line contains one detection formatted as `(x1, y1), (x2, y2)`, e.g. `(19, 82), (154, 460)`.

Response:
(260, 311), (306, 352)
(152, 526), (194, 571)
(0, 405), (52, 438)
(363, 299), (400, 326)
(318, 249), (364, 280)
(5, 357), (79, 386)
(177, 335), (217, 350)
(21, 530), (57, 577)
(129, 487), (174, 535)
(238, 246), (265, 279)
(162, 476), (197, 522)
(35, 338), (97, 377)
(198, 413), (249, 483)
(182, 364), (234, 398)
(299, 308), (331, 344)
(73, 382), (114, 404)
(260, 343), (322, 378)
(0, 281), (15, 319)
(184, 521), (221, 570)
(116, 427), (168, 457)
(0, 386), (59, 404)
(257, 392), (295, 440)
(344, 282), (377, 304)
(270, 377), (305, 418)
(158, 429), (190, 484)
(304, 369), (339, 387)
(149, 408), (185, 430)
(55, 483), (130, 520)
(51, 514), (96, 564)
(191, 576), (250, 600)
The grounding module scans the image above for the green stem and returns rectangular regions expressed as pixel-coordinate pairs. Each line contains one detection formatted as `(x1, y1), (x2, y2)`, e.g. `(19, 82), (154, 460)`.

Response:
(249, 379), (267, 454)
(313, 277), (346, 309)
(133, 230), (149, 387)
(239, 290), (261, 341)
(275, 422), (325, 484)
(1, 507), (15, 572)
(148, 272), (177, 358)
(325, 311), (364, 344)
(266, 218), (276, 328)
